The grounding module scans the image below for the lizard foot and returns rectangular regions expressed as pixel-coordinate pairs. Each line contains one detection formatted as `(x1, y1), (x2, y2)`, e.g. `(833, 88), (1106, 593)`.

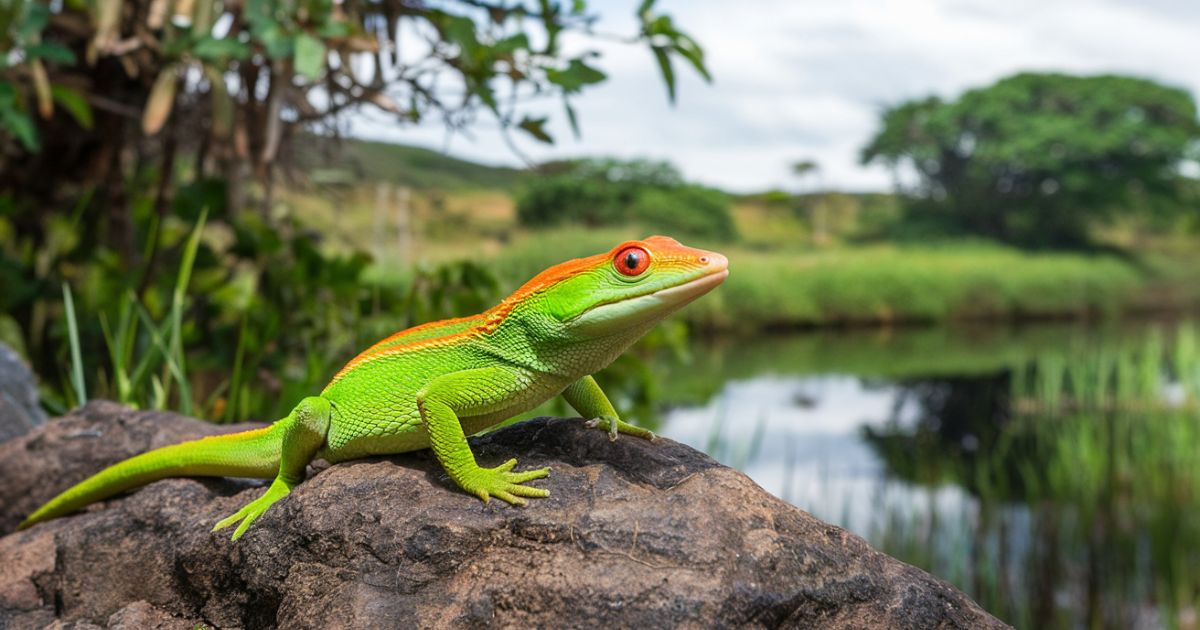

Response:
(586, 415), (657, 442)
(212, 478), (292, 541)
(460, 458), (550, 506)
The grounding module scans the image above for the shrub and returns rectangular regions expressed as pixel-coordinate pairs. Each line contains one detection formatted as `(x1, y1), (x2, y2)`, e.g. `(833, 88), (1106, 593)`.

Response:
(516, 158), (736, 240)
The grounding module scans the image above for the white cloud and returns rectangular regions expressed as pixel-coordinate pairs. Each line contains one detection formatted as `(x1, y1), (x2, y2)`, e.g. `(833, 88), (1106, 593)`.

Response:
(347, 0), (1200, 192)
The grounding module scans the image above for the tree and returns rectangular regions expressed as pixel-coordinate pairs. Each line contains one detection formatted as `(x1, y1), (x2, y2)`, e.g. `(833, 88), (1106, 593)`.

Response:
(0, 1), (709, 414)
(516, 158), (736, 240)
(861, 73), (1200, 248)
(0, 0), (709, 238)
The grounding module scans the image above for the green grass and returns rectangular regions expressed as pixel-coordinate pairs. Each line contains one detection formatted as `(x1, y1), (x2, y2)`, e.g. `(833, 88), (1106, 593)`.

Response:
(426, 226), (1146, 330)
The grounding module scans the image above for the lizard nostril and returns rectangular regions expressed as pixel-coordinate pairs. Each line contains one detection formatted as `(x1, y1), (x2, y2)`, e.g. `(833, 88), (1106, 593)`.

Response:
(699, 256), (710, 264)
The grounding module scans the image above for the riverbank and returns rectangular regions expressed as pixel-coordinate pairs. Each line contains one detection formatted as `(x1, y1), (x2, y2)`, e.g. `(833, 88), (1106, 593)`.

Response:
(369, 226), (1199, 332)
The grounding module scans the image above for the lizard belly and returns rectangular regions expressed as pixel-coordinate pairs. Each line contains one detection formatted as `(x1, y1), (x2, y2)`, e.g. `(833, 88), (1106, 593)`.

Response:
(321, 370), (571, 462)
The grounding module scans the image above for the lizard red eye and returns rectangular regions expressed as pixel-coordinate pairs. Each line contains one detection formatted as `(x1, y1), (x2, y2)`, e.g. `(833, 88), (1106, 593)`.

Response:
(614, 246), (650, 276)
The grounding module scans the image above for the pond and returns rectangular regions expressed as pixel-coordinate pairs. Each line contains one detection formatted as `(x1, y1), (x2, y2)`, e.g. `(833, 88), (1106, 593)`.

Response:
(646, 319), (1199, 629)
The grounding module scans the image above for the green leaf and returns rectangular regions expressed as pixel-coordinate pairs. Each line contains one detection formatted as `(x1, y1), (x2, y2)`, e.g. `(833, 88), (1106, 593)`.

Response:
(564, 99), (580, 139)
(294, 33), (326, 80)
(18, 3), (49, 39)
(443, 15), (479, 55)
(192, 37), (251, 62)
(62, 283), (87, 406)
(651, 46), (675, 103)
(637, 0), (656, 18)
(51, 85), (93, 129)
(546, 58), (607, 94)
(317, 20), (350, 38)
(493, 33), (529, 54)
(672, 34), (711, 82)
(25, 42), (77, 64)
(0, 102), (39, 151)
(518, 115), (553, 144)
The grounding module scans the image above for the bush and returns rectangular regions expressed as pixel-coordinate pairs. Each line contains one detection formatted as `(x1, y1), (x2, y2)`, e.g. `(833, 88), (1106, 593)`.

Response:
(516, 158), (736, 241)
(630, 185), (735, 240)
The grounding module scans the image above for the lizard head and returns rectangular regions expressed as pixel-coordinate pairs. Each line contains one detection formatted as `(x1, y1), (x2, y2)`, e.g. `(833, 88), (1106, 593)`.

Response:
(500, 235), (729, 338)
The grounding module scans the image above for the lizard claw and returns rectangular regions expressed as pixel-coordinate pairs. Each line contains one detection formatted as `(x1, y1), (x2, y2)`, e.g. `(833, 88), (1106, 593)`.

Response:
(586, 416), (656, 442)
(213, 478), (293, 541)
(460, 459), (550, 506)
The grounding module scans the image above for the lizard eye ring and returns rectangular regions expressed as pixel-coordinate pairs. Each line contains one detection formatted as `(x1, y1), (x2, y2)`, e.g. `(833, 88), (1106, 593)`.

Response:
(614, 246), (650, 276)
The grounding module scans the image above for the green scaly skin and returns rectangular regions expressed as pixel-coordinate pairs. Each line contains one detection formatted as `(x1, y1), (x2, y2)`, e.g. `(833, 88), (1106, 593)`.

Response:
(19, 236), (729, 540)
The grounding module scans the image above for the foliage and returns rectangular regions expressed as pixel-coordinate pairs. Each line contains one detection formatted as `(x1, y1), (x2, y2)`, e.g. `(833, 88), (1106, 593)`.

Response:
(688, 243), (1141, 329)
(0, 0), (710, 421)
(515, 159), (737, 240)
(862, 73), (1200, 248)
(0, 0), (707, 208)
(0, 189), (502, 420)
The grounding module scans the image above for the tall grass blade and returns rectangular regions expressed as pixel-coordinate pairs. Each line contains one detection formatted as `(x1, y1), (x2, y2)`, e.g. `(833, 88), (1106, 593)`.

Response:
(166, 207), (207, 415)
(61, 282), (87, 407)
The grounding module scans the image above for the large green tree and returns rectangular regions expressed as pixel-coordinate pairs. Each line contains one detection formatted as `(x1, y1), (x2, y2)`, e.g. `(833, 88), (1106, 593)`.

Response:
(862, 73), (1200, 248)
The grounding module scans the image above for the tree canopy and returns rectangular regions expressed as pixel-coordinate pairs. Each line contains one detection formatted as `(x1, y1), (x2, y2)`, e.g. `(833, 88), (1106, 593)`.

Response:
(0, 0), (709, 216)
(862, 73), (1200, 247)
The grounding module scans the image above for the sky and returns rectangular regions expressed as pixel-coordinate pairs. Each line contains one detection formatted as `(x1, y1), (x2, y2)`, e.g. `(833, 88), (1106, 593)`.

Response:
(348, 0), (1200, 193)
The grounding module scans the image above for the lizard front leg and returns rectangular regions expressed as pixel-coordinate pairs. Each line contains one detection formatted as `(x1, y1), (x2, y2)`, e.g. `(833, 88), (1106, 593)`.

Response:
(562, 374), (656, 442)
(417, 367), (550, 505)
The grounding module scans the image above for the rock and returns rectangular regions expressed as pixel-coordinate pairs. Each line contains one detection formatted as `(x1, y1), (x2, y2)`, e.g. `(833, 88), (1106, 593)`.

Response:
(0, 343), (46, 443)
(0, 402), (1009, 629)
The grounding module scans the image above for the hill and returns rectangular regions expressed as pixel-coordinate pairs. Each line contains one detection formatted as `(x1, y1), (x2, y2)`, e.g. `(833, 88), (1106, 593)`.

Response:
(294, 136), (528, 191)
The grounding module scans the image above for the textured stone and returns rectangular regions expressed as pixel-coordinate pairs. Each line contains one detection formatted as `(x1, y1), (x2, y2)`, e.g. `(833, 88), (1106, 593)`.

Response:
(0, 401), (1009, 629)
(0, 343), (45, 443)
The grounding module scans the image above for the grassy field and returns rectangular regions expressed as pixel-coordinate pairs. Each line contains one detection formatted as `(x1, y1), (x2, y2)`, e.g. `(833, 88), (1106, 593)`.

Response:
(283, 138), (1196, 331)
(472, 227), (1146, 330)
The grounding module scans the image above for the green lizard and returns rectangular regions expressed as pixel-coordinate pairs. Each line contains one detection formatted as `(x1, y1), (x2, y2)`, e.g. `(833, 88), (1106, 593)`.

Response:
(19, 236), (728, 540)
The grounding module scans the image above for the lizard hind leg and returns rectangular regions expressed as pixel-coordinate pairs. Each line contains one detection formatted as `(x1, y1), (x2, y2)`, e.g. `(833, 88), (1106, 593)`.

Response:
(213, 396), (332, 540)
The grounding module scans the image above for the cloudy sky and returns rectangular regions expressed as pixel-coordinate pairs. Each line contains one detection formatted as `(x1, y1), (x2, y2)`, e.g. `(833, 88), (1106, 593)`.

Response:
(349, 0), (1200, 193)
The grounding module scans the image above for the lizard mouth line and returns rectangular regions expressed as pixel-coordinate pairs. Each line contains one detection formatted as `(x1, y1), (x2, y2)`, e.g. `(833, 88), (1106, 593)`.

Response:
(649, 268), (729, 304)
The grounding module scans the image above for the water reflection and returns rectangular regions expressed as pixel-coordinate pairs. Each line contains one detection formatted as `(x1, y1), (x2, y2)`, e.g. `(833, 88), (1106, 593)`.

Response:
(653, 320), (1199, 629)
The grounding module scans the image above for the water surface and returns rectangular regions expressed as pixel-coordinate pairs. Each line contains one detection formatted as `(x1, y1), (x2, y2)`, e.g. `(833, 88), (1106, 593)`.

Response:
(648, 320), (1199, 629)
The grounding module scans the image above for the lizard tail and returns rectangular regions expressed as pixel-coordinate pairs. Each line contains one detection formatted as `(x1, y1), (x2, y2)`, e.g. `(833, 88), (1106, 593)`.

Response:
(17, 422), (285, 531)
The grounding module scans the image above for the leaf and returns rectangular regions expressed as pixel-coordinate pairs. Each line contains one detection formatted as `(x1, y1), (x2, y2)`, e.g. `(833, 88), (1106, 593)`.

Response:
(191, 0), (213, 33)
(51, 85), (93, 129)
(518, 115), (553, 144)
(25, 42), (77, 64)
(90, 0), (122, 64)
(203, 65), (232, 137)
(143, 65), (178, 135)
(0, 99), (39, 151)
(192, 36), (251, 62)
(443, 15), (479, 55)
(294, 33), (326, 80)
(30, 59), (52, 118)
(561, 99), (580, 138)
(493, 33), (529, 55)
(651, 46), (675, 103)
(672, 34), (711, 82)
(564, 99), (580, 139)
(18, 3), (50, 39)
(546, 58), (606, 94)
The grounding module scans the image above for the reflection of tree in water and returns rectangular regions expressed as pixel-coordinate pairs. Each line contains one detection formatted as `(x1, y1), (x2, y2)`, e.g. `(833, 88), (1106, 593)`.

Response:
(861, 367), (1199, 629)
(861, 372), (1013, 494)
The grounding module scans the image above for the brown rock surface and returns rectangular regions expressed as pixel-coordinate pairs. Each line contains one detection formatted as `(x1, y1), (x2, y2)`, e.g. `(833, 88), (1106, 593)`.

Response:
(0, 401), (1009, 629)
